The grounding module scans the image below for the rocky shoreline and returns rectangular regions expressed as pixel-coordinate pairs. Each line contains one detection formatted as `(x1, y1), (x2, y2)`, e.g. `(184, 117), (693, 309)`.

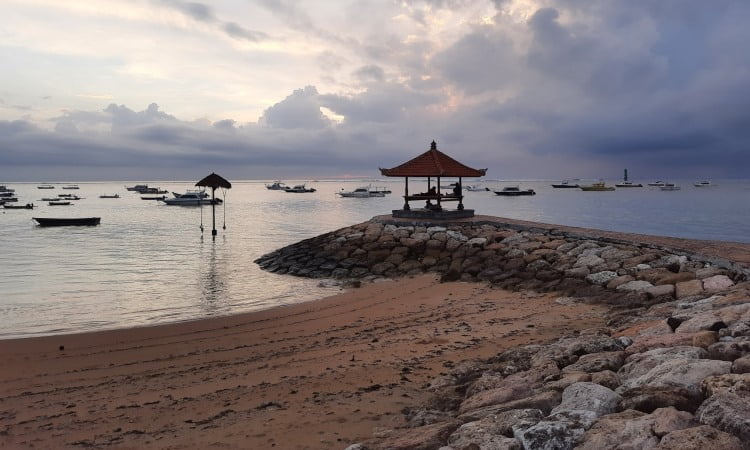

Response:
(255, 216), (750, 449)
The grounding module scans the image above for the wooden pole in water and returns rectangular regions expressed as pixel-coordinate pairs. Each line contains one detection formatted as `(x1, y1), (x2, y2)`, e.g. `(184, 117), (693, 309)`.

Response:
(211, 186), (217, 238)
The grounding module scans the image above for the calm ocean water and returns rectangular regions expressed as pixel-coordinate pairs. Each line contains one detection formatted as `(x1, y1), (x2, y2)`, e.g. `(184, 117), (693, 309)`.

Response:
(1, 178), (748, 338)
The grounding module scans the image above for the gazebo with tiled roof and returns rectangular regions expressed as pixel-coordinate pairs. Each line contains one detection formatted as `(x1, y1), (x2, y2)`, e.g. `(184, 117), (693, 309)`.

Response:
(380, 140), (487, 218)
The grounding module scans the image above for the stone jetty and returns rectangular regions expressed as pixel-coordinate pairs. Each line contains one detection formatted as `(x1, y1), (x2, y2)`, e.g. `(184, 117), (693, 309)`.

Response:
(255, 216), (750, 449)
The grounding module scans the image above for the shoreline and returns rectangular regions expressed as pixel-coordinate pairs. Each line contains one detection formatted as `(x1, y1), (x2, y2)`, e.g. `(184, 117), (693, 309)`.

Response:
(2, 215), (749, 449)
(0, 274), (608, 449)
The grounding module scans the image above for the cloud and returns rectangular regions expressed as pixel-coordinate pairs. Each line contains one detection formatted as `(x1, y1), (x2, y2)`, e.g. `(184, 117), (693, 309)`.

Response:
(259, 86), (331, 129)
(161, 0), (269, 42)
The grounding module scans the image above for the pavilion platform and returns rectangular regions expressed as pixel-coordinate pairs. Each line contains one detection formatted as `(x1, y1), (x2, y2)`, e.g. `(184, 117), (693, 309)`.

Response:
(391, 208), (476, 219)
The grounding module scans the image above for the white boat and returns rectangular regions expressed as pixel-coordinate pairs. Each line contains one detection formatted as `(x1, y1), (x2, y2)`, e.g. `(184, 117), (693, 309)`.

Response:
(648, 181), (666, 187)
(159, 191), (222, 205)
(266, 181), (288, 190)
(284, 184), (316, 193)
(694, 180), (715, 187)
(37, 184), (55, 189)
(62, 185), (80, 190)
(337, 186), (385, 198)
(125, 184), (149, 192)
(465, 184), (489, 191)
(660, 183), (681, 191)
(172, 189), (208, 198)
(0, 185), (15, 193)
(551, 180), (580, 188)
(614, 169), (642, 187)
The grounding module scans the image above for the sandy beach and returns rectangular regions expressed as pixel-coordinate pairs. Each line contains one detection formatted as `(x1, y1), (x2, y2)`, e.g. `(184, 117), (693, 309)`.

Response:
(0, 274), (608, 449)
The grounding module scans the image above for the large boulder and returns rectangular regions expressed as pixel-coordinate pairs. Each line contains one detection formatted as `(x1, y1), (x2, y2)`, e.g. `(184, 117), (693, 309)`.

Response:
(561, 351), (626, 374)
(618, 346), (708, 384)
(655, 425), (744, 450)
(447, 409), (543, 450)
(576, 409), (659, 450)
(695, 392), (750, 442)
(549, 382), (621, 428)
(514, 420), (586, 450)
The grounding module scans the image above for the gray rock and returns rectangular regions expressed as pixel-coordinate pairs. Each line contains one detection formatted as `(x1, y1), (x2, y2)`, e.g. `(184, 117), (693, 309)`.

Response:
(646, 284), (676, 299)
(561, 351), (626, 374)
(707, 340), (750, 361)
(702, 275), (735, 292)
(549, 382), (621, 428)
(696, 392), (750, 442)
(616, 280), (655, 293)
(514, 419), (586, 450)
(732, 355), (750, 373)
(575, 254), (605, 269)
(700, 373), (750, 397)
(586, 271), (619, 286)
(651, 406), (696, 438)
(448, 410), (542, 450)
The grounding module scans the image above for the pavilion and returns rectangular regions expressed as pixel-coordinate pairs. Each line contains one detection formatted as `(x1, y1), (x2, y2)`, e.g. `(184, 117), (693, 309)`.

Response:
(379, 140), (487, 219)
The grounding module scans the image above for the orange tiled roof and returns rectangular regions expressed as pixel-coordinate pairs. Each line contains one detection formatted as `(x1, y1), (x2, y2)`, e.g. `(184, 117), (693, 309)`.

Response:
(379, 141), (487, 177)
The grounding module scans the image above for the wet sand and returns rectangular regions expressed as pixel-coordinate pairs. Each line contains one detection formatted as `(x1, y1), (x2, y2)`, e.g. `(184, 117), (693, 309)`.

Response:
(0, 274), (607, 449)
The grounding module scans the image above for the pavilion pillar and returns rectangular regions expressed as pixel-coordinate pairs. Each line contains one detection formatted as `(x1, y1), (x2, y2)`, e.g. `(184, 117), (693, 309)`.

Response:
(458, 176), (464, 210)
(403, 176), (410, 210)
(437, 176), (442, 210)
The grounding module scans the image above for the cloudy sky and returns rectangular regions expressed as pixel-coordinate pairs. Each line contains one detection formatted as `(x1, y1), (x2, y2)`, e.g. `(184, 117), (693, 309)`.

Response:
(2, 0), (749, 181)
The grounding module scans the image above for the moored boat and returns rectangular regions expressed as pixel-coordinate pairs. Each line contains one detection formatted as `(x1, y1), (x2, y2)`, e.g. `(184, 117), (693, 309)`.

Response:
(284, 184), (316, 193)
(48, 201), (71, 206)
(141, 195), (167, 200)
(159, 191), (222, 205)
(4, 203), (35, 209)
(464, 184), (489, 191)
(580, 181), (615, 191)
(648, 181), (666, 187)
(551, 180), (580, 188)
(614, 169), (642, 187)
(694, 180), (715, 187)
(37, 184), (55, 189)
(265, 181), (288, 190)
(337, 186), (385, 198)
(494, 186), (536, 196)
(0, 185), (15, 193)
(660, 183), (681, 191)
(125, 184), (149, 192)
(33, 217), (100, 227)
(99, 194), (120, 198)
(62, 185), (80, 190)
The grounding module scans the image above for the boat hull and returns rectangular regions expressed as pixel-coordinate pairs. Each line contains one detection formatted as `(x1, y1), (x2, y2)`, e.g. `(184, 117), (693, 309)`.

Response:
(494, 190), (536, 196)
(33, 217), (101, 226)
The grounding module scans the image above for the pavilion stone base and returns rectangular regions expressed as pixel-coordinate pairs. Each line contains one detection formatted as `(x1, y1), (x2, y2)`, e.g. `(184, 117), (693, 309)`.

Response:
(391, 209), (475, 220)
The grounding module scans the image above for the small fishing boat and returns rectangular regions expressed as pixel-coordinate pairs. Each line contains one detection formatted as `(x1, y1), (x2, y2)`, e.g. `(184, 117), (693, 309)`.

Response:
(159, 192), (222, 205)
(140, 187), (168, 194)
(1, 197), (18, 202)
(57, 194), (82, 200)
(4, 203), (35, 209)
(172, 189), (208, 198)
(33, 217), (100, 227)
(62, 185), (80, 190)
(648, 181), (666, 187)
(99, 194), (120, 198)
(284, 184), (316, 193)
(0, 191), (15, 198)
(660, 183), (681, 191)
(125, 184), (149, 192)
(465, 184), (489, 191)
(694, 180), (715, 187)
(494, 186), (536, 196)
(265, 181), (288, 190)
(141, 195), (167, 201)
(48, 200), (71, 206)
(551, 180), (580, 188)
(580, 181), (615, 191)
(37, 184), (55, 189)
(0, 185), (15, 193)
(614, 169), (642, 187)
(337, 186), (385, 198)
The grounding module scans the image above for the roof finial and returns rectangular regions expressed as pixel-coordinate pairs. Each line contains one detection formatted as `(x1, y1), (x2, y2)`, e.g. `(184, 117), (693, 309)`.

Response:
(430, 140), (437, 150)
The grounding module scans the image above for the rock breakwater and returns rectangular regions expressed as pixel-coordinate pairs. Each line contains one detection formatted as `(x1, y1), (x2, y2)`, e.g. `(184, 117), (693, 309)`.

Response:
(255, 216), (750, 449)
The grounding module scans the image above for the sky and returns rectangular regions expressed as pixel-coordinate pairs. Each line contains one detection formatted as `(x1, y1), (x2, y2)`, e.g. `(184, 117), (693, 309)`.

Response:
(2, 0), (750, 182)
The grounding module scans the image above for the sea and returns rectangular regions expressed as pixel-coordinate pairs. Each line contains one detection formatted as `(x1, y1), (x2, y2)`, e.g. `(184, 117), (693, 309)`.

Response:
(1, 178), (748, 339)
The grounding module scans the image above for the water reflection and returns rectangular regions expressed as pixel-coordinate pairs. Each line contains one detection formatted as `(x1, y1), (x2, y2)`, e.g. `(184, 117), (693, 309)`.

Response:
(199, 238), (226, 310)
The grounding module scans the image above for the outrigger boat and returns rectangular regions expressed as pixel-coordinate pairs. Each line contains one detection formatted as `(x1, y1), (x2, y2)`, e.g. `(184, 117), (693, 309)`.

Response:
(33, 217), (100, 227)
(494, 186), (536, 196)
(4, 203), (35, 209)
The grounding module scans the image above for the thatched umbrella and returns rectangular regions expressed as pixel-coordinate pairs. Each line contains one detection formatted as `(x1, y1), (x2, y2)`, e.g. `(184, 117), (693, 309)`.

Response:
(195, 172), (232, 238)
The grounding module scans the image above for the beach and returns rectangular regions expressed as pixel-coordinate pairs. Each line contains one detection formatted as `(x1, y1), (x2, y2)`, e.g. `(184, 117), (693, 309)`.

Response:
(0, 274), (608, 449)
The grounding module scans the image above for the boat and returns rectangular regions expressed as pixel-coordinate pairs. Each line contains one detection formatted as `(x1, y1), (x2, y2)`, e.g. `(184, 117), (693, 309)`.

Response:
(614, 169), (642, 187)
(140, 187), (168, 194)
(648, 181), (666, 187)
(494, 186), (536, 196)
(0, 191), (16, 198)
(3, 203), (34, 209)
(172, 189), (208, 198)
(265, 181), (288, 190)
(370, 186), (392, 194)
(48, 201), (71, 206)
(337, 186), (385, 198)
(33, 217), (100, 227)
(125, 184), (149, 192)
(37, 184), (55, 189)
(580, 181), (615, 191)
(283, 184), (316, 193)
(159, 192), (222, 205)
(57, 194), (82, 200)
(465, 184), (489, 191)
(0, 185), (14, 193)
(141, 195), (167, 201)
(660, 183), (681, 191)
(551, 180), (580, 188)
(1, 197), (18, 202)
(99, 194), (120, 198)
(694, 181), (715, 187)
(62, 185), (80, 190)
